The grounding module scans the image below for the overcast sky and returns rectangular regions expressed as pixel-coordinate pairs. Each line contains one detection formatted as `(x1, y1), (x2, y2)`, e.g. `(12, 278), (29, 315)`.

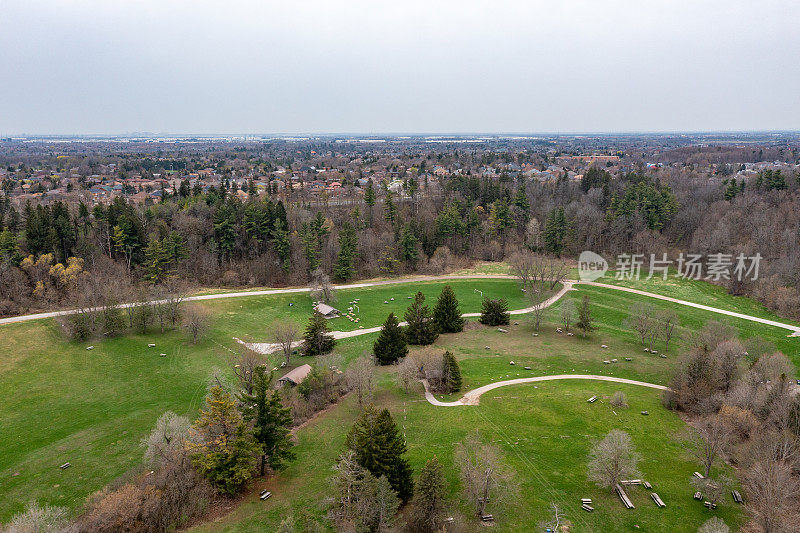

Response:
(2, 0), (799, 135)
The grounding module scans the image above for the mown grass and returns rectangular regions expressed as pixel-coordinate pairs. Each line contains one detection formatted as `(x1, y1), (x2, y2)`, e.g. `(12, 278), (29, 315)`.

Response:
(191, 379), (743, 532)
(2, 272), (793, 529)
(0, 279), (524, 521)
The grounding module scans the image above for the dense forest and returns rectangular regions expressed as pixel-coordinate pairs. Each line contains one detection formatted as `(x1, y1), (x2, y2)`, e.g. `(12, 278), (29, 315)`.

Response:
(0, 140), (798, 322)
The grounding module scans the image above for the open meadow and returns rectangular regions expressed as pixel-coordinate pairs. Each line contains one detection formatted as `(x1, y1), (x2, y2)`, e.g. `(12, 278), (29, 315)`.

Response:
(2, 273), (798, 531)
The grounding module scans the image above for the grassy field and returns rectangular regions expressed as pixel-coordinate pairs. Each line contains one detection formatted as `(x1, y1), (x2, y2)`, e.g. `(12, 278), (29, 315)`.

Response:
(0, 279), (524, 521)
(2, 270), (796, 529)
(191, 378), (743, 532)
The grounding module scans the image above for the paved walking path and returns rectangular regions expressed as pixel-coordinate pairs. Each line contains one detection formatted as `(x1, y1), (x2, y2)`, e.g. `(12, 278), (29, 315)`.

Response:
(2, 274), (798, 340)
(421, 374), (670, 407)
(239, 282), (574, 354)
(582, 281), (800, 337)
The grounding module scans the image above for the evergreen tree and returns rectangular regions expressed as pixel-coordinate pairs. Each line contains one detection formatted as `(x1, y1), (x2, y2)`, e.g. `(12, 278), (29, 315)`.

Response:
(364, 178), (376, 222)
(432, 285), (465, 333)
(441, 350), (462, 393)
(410, 457), (448, 533)
(302, 311), (336, 356)
(543, 206), (567, 256)
(188, 386), (260, 495)
(512, 186), (530, 222)
(373, 313), (408, 365)
(480, 298), (510, 326)
(575, 294), (596, 337)
(346, 405), (414, 501)
(334, 221), (358, 282)
(240, 366), (295, 475)
(399, 224), (420, 266)
(271, 218), (291, 273)
(404, 292), (438, 345)
(383, 190), (397, 224)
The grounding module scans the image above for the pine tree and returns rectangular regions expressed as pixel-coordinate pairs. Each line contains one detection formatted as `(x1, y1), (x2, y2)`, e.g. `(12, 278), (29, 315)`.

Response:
(302, 311), (336, 356)
(433, 285), (464, 333)
(271, 218), (291, 273)
(373, 313), (407, 365)
(512, 186), (530, 222)
(334, 222), (358, 281)
(404, 292), (438, 345)
(543, 206), (567, 256)
(410, 457), (448, 533)
(399, 224), (420, 266)
(188, 386), (260, 495)
(576, 294), (596, 337)
(441, 350), (462, 393)
(364, 178), (376, 222)
(239, 366), (295, 475)
(346, 405), (414, 501)
(480, 298), (510, 326)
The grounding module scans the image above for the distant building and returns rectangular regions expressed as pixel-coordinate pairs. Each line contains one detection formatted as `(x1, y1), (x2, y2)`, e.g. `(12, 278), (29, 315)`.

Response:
(277, 364), (313, 387)
(314, 303), (340, 318)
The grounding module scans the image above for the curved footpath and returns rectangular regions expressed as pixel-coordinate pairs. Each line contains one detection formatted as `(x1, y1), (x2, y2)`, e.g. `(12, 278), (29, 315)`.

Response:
(2, 274), (798, 339)
(421, 375), (671, 407)
(240, 281), (574, 354)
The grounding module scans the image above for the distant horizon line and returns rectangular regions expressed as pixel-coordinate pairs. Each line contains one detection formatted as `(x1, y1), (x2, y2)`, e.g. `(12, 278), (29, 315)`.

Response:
(3, 130), (800, 139)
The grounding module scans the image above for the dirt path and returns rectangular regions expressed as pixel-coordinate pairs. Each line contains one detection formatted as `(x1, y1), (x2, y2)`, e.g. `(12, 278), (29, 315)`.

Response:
(421, 374), (671, 407)
(2, 274), (799, 340)
(239, 282), (574, 354)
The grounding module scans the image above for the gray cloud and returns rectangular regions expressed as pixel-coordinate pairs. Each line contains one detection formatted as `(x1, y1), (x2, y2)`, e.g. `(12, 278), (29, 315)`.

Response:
(1, 0), (799, 134)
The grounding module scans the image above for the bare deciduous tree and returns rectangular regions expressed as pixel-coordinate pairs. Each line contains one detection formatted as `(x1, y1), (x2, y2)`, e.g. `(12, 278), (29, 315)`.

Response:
(142, 411), (191, 467)
(231, 348), (265, 396)
(656, 309), (679, 353)
(625, 302), (656, 347)
(686, 416), (731, 478)
(273, 321), (298, 365)
(743, 458), (800, 533)
(455, 431), (515, 518)
(397, 356), (418, 393)
(346, 354), (375, 407)
(560, 299), (575, 332)
(310, 268), (335, 304)
(181, 304), (209, 344)
(587, 429), (641, 489)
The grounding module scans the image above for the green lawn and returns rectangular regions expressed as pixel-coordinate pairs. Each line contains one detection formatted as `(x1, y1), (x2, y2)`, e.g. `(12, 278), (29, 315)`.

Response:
(0, 279), (526, 521)
(191, 379), (743, 532)
(3, 272), (794, 529)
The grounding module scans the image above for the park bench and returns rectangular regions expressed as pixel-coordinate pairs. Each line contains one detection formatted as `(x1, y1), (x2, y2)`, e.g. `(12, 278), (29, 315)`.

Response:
(732, 490), (743, 503)
(643, 481), (652, 489)
(581, 498), (592, 504)
(651, 493), (666, 508)
(587, 396), (597, 403)
(640, 411), (649, 415)
(694, 492), (703, 500)
(582, 504), (594, 512)
(621, 479), (642, 485)
(615, 484), (635, 509)
(480, 514), (494, 522)
(259, 490), (272, 501)
(693, 472), (705, 479)
(59, 462), (71, 470)
(704, 501), (717, 509)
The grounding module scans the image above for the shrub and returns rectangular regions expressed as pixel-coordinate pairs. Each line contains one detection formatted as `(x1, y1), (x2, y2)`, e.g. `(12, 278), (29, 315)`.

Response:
(610, 391), (629, 409)
(479, 298), (510, 326)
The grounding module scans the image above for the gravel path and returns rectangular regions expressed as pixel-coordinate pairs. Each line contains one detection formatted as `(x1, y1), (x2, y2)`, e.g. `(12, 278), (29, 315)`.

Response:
(421, 374), (670, 407)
